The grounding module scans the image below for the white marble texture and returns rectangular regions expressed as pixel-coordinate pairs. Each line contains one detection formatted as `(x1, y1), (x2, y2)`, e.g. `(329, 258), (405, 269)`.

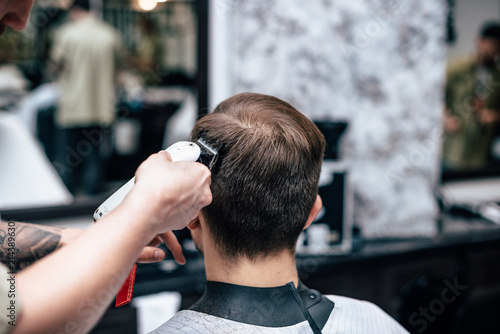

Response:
(211, 0), (447, 239)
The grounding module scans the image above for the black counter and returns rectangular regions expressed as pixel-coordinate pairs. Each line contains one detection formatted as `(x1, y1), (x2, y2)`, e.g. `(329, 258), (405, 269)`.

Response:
(127, 215), (500, 334)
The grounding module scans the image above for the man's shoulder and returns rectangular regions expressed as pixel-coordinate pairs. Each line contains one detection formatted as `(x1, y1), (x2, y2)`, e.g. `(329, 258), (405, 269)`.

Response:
(150, 309), (315, 334)
(323, 295), (410, 334)
(93, 19), (120, 35)
(59, 18), (119, 38)
(149, 310), (252, 333)
(446, 55), (476, 76)
(324, 294), (384, 314)
(55, 20), (88, 43)
(55, 20), (77, 39)
(149, 295), (409, 334)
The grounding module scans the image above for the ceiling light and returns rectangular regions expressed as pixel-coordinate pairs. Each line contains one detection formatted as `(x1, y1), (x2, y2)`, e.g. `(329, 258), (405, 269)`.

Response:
(138, 0), (157, 11)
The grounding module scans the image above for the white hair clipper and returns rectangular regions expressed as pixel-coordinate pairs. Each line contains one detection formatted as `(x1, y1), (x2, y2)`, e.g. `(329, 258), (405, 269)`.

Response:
(93, 139), (219, 307)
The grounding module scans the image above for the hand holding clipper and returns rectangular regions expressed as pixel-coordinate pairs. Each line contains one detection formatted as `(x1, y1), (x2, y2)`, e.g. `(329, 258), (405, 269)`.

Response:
(94, 141), (202, 222)
(94, 140), (218, 306)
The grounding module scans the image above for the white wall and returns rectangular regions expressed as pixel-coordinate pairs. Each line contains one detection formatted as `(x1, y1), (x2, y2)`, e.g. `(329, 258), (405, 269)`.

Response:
(447, 0), (500, 59)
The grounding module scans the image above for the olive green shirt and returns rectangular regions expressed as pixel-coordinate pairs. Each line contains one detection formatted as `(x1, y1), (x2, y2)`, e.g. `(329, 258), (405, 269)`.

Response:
(443, 57), (500, 169)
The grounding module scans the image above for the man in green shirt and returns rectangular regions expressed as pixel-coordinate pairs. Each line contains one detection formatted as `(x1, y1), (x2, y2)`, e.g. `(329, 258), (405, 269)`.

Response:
(443, 22), (500, 170)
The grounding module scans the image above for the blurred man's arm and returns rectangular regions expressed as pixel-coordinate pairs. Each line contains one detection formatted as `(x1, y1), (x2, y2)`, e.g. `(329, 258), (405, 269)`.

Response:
(443, 108), (461, 133)
(443, 62), (463, 133)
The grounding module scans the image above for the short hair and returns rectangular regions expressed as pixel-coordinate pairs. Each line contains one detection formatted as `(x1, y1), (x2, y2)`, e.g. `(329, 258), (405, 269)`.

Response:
(191, 93), (325, 261)
(480, 21), (500, 41)
(71, 0), (90, 11)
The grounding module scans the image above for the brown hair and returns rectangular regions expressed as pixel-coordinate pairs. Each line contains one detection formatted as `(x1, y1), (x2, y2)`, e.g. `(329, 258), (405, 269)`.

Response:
(191, 93), (325, 261)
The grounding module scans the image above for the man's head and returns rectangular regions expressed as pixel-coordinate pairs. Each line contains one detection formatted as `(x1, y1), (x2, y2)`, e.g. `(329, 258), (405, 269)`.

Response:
(69, 0), (92, 20)
(71, 0), (91, 11)
(0, 0), (34, 35)
(189, 93), (325, 262)
(476, 21), (500, 65)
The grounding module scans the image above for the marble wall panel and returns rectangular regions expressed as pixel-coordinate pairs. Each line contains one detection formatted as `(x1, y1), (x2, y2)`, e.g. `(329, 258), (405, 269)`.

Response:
(211, 0), (447, 238)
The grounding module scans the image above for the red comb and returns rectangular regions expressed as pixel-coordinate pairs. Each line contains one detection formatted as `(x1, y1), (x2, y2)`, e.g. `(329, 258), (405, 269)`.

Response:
(115, 264), (137, 307)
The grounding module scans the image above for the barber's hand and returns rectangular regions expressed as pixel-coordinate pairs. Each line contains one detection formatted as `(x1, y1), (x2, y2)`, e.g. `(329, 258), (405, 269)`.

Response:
(126, 151), (212, 235)
(478, 108), (500, 125)
(59, 227), (181, 264)
(136, 231), (186, 265)
(443, 110), (461, 133)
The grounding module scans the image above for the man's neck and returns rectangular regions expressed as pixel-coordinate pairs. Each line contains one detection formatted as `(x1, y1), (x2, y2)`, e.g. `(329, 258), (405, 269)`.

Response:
(70, 10), (94, 22)
(204, 249), (300, 288)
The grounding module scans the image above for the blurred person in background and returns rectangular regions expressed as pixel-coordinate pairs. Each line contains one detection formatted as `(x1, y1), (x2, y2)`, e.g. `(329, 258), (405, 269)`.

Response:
(132, 14), (165, 86)
(51, 0), (123, 195)
(443, 21), (500, 170)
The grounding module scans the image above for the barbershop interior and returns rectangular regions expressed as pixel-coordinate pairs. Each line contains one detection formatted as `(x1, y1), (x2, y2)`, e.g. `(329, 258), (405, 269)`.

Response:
(1, 0), (500, 333)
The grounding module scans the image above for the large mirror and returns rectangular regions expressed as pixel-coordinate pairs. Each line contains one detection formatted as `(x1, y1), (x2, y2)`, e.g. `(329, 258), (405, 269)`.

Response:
(442, 0), (500, 181)
(0, 0), (208, 219)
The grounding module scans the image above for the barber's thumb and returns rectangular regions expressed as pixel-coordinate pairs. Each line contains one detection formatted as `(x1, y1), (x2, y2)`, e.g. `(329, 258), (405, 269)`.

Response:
(158, 150), (172, 161)
(137, 247), (166, 263)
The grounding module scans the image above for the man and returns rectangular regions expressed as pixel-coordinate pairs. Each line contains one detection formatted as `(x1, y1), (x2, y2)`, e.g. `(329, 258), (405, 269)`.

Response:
(152, 93), (408, 333)
(443, 21), (500, 170)
(51, 0), (122, 194)
(0, 1), (212, 333)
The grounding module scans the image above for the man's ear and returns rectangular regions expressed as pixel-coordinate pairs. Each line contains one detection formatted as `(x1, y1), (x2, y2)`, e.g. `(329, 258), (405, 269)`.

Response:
(303, 195), (322, 230)
(187, 216), (201, 230)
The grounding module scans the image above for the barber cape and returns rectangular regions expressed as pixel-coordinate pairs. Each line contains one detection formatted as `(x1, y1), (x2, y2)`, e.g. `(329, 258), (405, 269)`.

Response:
(150, 281), (409, 334)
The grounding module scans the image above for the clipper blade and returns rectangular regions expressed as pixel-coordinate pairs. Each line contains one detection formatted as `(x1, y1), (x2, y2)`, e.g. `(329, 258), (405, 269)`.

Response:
(196, 137), (219, 171)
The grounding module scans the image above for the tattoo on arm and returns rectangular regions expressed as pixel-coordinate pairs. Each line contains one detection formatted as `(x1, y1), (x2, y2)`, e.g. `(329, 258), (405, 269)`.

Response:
(0, 221), (63, 271)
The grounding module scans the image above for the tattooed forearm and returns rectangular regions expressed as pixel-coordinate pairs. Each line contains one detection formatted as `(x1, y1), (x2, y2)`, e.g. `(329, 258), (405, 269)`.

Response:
(0, 221), (63, 271)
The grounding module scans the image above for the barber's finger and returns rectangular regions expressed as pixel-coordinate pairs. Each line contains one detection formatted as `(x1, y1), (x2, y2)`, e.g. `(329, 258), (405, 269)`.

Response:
(148, 235), (163, 247)
(137, 246), (165, 263)
(160, 231), (186, 265)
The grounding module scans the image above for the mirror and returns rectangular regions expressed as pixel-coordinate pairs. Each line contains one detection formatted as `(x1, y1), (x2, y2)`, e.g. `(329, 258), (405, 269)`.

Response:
(0, 0), (208, 216)
(442, 0), (500, 181)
